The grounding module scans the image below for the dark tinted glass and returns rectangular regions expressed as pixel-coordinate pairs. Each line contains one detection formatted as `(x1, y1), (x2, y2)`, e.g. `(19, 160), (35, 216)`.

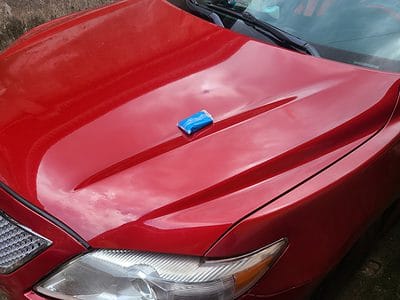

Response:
(191, 0), (400, 72)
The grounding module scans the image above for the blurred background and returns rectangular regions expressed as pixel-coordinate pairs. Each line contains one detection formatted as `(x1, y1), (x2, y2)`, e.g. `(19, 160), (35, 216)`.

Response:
(0, 0), (400, 299)
(0, 0), (112, 50)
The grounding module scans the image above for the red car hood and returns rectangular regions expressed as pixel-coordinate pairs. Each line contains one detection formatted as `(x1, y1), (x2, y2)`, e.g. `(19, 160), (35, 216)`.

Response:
(0, 0), (399, 256)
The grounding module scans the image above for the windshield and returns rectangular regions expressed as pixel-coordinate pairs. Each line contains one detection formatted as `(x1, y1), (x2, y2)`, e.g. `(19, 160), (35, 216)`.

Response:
(186, 0), (400, 73)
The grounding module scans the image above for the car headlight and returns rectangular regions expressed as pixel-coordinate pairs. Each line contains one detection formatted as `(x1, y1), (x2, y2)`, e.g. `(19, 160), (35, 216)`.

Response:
(35, 239), (287, 300)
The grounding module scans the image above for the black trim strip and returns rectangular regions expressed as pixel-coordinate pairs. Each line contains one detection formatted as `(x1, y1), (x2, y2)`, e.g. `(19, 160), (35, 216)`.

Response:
(0, 182), (90, 249)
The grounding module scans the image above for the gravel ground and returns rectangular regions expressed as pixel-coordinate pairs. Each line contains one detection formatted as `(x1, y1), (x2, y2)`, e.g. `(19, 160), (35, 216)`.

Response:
(0, 0), (113, 50)
(1, 1), (400, 299)
(315, 211), (400, 300)
(331, 220), (400, 300)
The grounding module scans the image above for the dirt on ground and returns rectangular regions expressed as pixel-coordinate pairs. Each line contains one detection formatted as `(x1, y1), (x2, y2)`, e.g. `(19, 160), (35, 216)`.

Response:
(0, 0), (113, 50)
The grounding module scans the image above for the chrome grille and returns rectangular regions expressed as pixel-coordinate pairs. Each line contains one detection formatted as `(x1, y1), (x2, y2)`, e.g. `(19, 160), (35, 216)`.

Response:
(0, 212), (51, 274)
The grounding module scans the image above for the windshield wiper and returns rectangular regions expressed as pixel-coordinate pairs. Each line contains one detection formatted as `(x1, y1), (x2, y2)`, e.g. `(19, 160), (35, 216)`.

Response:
(186, 0), (225, 27)
(202, 2), (320, 57)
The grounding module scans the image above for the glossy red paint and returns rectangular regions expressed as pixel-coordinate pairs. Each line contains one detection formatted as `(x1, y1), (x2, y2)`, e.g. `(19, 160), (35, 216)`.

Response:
(0, 189), (87, 299)
(208, 98), (400, 297)
(24, 292), (46, 300)
(1, 0), (400, 299)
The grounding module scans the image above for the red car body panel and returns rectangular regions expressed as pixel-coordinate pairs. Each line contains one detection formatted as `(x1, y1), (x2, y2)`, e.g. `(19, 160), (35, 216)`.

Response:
(209, 99), (400, 297)
(1, 0), (400, 299)
(0, 189), (87, 299)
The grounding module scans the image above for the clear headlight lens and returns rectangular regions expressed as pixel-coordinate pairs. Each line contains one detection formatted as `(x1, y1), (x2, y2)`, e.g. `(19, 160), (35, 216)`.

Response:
(35, 239), (287, 300)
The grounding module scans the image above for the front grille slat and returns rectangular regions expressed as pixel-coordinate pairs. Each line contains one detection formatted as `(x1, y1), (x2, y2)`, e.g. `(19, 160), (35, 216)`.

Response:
(0, 212), (51, 274)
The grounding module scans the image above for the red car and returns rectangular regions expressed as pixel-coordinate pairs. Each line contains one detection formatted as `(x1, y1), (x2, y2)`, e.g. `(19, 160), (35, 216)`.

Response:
(1, 0), (400, 299)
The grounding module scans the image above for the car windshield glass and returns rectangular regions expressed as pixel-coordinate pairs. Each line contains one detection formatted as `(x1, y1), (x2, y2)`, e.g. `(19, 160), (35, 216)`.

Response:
(188, 0), (400, 73)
